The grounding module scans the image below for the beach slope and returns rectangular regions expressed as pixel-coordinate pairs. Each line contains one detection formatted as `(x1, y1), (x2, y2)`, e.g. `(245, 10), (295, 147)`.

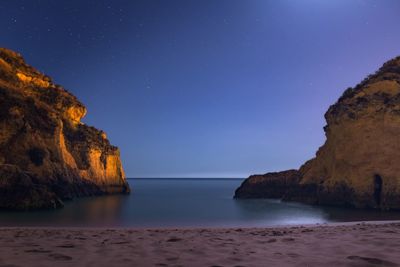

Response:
(0, 222), (399, 267)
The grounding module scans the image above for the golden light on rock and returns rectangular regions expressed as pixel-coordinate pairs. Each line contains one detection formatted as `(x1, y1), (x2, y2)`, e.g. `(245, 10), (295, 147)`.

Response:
(0, 48), (130, 210)
(16, 72), (51, 88)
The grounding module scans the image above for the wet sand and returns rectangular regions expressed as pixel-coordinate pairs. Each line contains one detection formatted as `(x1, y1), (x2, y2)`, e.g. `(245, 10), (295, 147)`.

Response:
(0, 221), (399, 267)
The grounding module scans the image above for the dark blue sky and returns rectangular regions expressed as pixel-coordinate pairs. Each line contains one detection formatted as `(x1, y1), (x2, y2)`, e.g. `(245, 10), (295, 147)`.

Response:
(1, 0), (400, 178)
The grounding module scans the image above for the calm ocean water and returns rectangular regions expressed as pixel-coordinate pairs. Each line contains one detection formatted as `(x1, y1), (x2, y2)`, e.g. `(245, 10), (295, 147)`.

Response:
(1, 178), (400, 228)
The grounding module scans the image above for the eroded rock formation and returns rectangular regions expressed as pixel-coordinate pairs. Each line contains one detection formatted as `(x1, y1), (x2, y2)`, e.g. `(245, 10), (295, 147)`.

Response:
(235, 56), (400, 210)
(0, 48), (130, 210)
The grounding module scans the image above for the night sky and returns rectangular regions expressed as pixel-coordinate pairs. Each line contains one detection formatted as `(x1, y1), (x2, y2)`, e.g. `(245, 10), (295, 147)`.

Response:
(1, 1), (400, 178)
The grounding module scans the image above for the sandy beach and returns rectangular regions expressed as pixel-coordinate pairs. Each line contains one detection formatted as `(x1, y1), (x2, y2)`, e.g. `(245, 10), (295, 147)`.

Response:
(0, 222), (398, 267)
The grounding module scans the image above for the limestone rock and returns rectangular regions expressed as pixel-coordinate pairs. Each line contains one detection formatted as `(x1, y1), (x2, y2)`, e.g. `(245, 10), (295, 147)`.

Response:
(235, 56), (400, 210)
(0, 48), (130, 210)
(234, 170), (301, 199)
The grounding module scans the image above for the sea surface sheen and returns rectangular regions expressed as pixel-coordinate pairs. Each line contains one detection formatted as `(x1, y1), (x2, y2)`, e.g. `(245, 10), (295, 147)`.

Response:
(1, 178), (400, 227)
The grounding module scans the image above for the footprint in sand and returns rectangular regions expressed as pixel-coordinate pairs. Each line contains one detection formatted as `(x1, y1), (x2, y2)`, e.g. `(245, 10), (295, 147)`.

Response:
(271, 231), (284, 236)
(110, 241), (131, 245)
(347, 255), (398, 266)
(166, 257), (179, 261)
(282, 237), (295, 242)
(49, 253), (72, 261)
(56, 244), (75, 248)
(166, 237), (182, 242)
(24, 249), (52, 253)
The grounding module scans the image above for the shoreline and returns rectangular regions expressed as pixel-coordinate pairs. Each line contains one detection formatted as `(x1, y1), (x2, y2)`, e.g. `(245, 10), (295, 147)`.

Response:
(1, 219), (400, 230)
(0, 221), (399, 266)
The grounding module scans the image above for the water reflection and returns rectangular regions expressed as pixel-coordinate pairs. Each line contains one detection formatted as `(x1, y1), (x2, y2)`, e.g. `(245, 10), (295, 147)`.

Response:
(63, 194), (129, 226)
(233, 199), (328, 226)
(319, 205), (400, 222)
(0, 194), (129, 227)
(0, 178), (399, 227)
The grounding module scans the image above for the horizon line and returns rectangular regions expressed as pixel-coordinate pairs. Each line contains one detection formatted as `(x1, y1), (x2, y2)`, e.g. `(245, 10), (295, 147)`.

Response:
(126, 177), (246, 179)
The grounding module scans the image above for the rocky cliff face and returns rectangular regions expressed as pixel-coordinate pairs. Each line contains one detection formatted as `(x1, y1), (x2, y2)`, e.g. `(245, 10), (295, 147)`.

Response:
(0, 48), (130, 210)
(235, 56), (400, 210)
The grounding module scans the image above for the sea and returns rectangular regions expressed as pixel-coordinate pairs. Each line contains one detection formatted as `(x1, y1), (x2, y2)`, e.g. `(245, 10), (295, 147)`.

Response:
(1, 178), (400, 228)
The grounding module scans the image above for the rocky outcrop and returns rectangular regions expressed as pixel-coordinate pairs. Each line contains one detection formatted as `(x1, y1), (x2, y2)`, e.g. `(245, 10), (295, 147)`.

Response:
(234, 170), (301, 199)
(235, 56), (400, 210)
(0, 48), (130, 210)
